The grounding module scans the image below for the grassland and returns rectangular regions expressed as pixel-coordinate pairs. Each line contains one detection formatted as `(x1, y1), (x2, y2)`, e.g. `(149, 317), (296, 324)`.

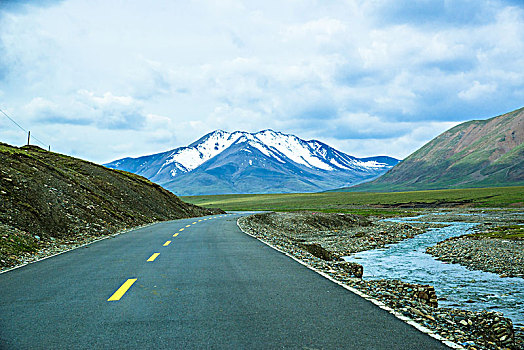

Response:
(181, 186), (524, 216)
(470, 225), (524, 240)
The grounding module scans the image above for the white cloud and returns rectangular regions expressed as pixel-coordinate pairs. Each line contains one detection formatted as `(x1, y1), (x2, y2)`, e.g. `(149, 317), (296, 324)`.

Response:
(20, 91), (148, 130)
(0, 0), (523, 163)
(78, 90), (135, 108)
(23, 97), (59, 117)
(319, 120), (460, 159)
(282, 18), (348, 44)
(458, 81), (498, 101)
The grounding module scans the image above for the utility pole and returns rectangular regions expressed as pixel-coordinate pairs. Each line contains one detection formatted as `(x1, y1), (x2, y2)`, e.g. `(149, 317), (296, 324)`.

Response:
(27, 131), (30, 145)
(48, 145), (51, 152)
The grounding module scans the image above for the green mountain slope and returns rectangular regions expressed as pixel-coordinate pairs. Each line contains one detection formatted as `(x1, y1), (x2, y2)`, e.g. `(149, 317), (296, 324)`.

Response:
(0, 143), (221, 268)
(345, 107), (524, 192)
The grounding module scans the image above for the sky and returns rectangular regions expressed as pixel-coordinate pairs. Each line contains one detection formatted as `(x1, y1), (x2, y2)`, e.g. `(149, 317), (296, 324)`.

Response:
(0, 0), (523, 163)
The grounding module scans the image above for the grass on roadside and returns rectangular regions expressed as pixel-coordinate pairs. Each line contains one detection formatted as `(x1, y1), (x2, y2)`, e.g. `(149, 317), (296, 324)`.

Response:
(0, 225), (39, 267)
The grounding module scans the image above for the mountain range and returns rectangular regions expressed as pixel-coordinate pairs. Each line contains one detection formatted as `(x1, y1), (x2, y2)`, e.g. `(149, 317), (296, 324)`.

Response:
(346, 107), (524, 192)
(105, 130), (399, 195)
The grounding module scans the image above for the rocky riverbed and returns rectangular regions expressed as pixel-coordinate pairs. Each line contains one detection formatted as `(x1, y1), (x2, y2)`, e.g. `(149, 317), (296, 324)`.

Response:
(238, 211), (523, 350)
(427, 236), (524, 278)
(425, 219), (524, 279)
(240, 211), (437, 256)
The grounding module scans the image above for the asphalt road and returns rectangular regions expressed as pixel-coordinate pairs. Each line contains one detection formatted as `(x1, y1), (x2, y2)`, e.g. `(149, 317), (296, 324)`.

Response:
(0, 213), (450, 349)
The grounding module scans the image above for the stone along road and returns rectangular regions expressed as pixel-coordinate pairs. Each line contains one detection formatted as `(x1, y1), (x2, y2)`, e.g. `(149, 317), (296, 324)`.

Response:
(0, 214), (450, 349)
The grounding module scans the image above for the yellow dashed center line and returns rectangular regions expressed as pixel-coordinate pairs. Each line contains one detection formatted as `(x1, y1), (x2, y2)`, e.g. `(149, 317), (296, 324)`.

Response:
(107, 278), (137, 301)
(198, 219), (202, 222)
(179, 228), (184, 231)
(185, 224), (191, 227)
(173, 232), (179, 237)
(192, 222), (197, 224)
(147, 253), (160, 262)
(163, 241), (171, 246)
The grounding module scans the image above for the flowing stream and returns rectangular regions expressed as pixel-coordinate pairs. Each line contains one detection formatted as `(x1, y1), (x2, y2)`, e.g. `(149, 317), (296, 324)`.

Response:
(343, 217), (524, 328)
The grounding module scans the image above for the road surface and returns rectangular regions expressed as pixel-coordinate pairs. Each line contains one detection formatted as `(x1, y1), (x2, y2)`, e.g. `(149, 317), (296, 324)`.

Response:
(0, 213), (449, 349)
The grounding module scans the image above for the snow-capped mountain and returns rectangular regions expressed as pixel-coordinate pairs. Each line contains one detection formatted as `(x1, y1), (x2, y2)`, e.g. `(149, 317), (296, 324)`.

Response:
(105, 130), (399, 195)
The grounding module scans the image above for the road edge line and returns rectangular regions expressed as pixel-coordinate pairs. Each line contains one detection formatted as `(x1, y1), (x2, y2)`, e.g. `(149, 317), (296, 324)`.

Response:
(0, 218), (177, 275)
(236, 219), (463, 350)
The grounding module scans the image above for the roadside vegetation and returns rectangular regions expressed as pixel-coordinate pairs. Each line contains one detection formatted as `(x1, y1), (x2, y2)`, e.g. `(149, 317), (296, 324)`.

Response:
(182, 186), (524, 216)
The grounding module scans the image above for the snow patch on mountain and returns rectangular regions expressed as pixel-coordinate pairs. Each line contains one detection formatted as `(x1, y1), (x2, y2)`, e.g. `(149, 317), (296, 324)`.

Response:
(161, 130), (240, 171)
(104, 129), (400, 195)
(161, 130), (345, 173)
(255, 130), (333, 170)
(353, 160), (389, 168)
(154, 129), (397, 177)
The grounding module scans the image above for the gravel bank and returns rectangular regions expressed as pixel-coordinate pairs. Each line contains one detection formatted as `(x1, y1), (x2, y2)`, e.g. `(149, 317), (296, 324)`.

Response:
(238, 211), (523, 350)
(240, 211), (434, 257)
(410, 210), (524, 224)
(426, 236), (524, 278)
(420, 210), (523, 278)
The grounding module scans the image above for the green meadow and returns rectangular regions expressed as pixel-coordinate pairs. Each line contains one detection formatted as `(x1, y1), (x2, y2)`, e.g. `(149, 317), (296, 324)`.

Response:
(181, 186), (524, 216)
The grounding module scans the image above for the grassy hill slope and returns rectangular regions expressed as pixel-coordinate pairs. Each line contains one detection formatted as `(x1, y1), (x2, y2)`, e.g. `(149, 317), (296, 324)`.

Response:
(346, 107), (524, 192)
(0, 143), (221, 268)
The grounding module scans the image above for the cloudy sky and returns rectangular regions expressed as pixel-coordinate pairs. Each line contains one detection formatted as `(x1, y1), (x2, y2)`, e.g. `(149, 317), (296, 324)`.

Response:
(1, 0), (523, 163)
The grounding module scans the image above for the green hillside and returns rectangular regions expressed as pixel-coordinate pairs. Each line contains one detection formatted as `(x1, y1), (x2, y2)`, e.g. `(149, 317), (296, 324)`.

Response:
(345, 107), (524, 192)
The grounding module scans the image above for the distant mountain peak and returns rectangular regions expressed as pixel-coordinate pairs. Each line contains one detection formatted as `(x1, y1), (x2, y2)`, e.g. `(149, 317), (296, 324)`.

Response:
(105, 130), (400, 195)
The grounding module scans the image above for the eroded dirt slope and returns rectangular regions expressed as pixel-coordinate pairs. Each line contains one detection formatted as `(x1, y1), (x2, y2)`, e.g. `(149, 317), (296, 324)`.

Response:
(0, 143), (223, 268)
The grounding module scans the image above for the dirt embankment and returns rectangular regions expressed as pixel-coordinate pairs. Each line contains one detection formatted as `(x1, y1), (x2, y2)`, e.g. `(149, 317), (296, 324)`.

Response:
(0, 143), (223, 269)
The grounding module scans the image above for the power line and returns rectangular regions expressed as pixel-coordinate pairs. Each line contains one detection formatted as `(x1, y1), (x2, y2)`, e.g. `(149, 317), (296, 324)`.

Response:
(0, 107), (50, 149)
(30, 133), (48, 149)
(0, 107), (27, 133)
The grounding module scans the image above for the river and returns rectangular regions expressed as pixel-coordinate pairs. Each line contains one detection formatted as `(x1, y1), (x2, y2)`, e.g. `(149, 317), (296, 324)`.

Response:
(343, 216), (524, 328)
